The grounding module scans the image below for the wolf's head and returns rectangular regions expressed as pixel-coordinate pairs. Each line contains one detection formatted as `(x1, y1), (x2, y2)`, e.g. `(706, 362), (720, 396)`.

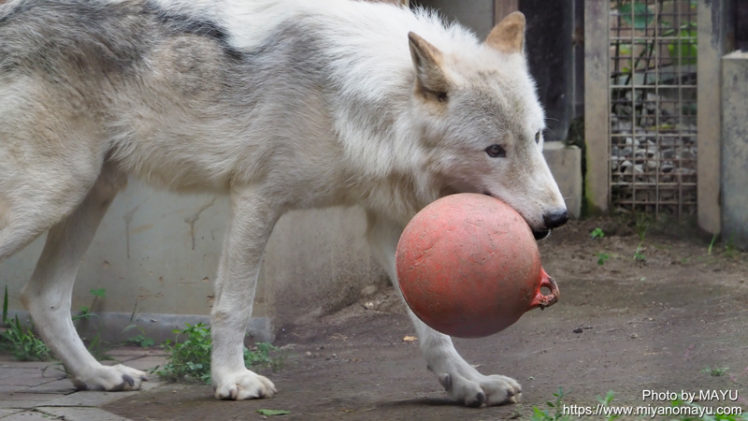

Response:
(408, 12), (567, 238)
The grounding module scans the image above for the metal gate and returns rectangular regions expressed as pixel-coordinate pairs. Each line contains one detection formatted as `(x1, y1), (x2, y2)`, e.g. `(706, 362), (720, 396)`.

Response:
(608, 0), (698, 218)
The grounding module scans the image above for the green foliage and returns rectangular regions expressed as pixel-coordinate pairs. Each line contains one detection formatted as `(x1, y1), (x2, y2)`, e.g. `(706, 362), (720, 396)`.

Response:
(126, 333), (155, 348)
(702, 366), (729, 377)
(665, 23), (698, 66)
(73, 289), (106, 322)
(0, 315), (51, 361)
(155, 323), (278, 384)
(707, 234), (719, 256)
(245, 342), (278, 369)
(634, 214), (651, 241)
(257, 409), (291, 416)
(633, 243), (647, 262)
(590, 227), (605, 239)
(597, 252), (611, 266)
(86, 332), (112, 361)
(597, 390), (620, 421)
(0, 286), (51, 361)
(2, 286), (8, 322)
(72, 306), (94, 322)
(127, 334), (155, 348)
(531, 388), (573, 421)
(156, 323), (212, 383)
(72, 288), (111, 359)
(122, 324), (155, 348)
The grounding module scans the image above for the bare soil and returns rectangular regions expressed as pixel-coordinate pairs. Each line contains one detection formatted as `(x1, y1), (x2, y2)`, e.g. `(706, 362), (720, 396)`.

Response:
(106, 217), (748, 420)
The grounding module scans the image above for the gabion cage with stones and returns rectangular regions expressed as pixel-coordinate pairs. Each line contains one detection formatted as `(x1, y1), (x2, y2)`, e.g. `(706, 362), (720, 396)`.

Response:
(609, 0), (697, 218)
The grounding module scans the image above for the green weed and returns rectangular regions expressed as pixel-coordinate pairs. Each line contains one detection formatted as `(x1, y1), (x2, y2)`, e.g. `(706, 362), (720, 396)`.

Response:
(0, 286), (51, 361)
(257, 409), (291, 416)
(155, 323), (279, 384)
(72, 288), (106, 322)
(126, 333), (155, 348)
(707, 234), (719, 256)
(634, 213), (651, 241)
(72, 289), (110, 360)
(702, 366), (729, 377)
(596, 390), (620, 421)
(590, 227), (605, 239)
(723, 239), (738, 259)
(0, 315), (51, 361)
(122, 324), (155, 348)
(531, 387), (573, 421)
(597, 252), (611, 266)
(2, 285), (8, 322)
(633, 243), (647, 262)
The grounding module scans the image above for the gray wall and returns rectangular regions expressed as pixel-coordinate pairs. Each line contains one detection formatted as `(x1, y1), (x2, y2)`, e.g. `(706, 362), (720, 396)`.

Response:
(721, 51), (748, 250)
(413, 0), (495, 39)
(0, 179), (388, 341)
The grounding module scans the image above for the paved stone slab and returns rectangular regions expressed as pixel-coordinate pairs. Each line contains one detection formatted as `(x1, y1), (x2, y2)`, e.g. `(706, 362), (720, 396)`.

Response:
(36, 407), (132, 421)
(0, 369), (60, 388)
(0, 392), (64, 409)
(123, 356), (167, 371)
(0, 408), (23, 418)
(139, 380), (164, 392)
(24, 380), (75, 394)
(42, 391), (138, 408)
(0, 410), (63, 420)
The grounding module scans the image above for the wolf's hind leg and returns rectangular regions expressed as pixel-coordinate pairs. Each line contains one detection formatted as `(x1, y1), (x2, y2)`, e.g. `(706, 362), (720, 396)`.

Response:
(366, 213), (522, 407)
(20, 165), (144, 391)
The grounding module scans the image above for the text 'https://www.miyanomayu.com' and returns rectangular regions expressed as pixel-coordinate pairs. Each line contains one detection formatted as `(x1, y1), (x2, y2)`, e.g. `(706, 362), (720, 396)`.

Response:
(560, 389), (744, 418)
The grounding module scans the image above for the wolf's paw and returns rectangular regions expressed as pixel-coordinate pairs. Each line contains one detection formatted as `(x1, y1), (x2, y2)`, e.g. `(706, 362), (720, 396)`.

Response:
(438, 372), (521, 407)
(71, 364), (147, 391)
(213, 369), (276, 400)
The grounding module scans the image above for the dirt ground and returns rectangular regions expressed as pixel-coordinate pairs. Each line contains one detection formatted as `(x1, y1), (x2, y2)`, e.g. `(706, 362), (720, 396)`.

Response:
(106, 217), (748, 420)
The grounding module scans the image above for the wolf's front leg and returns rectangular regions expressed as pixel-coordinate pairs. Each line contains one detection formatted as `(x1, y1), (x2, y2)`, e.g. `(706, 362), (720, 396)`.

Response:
(211, 188), (278, 400)
(366, 213), (521, 407)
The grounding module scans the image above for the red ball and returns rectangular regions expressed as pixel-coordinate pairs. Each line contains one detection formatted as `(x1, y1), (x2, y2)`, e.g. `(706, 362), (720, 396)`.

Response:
(396, 193), (559, 338)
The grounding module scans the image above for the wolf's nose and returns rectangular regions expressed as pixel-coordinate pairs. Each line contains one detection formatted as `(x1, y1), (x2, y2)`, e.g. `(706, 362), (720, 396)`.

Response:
(543, 210), (568, 229)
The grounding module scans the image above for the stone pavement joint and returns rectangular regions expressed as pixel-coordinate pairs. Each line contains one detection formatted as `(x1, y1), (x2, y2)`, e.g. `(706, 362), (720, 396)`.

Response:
(0, 348), (167, 421)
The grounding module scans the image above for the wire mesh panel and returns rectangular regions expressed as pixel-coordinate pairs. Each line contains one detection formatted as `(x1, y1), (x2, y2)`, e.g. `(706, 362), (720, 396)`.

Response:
(609, 0), (697, 218)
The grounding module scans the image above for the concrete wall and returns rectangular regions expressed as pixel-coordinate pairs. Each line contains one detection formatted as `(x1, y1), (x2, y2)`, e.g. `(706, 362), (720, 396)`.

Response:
(413, 0), (495, 39)
(543, 144), (582, 218)
(720, 51), (748, 250)
(0, 179), (389, 342)
(697, 0), (732, 234)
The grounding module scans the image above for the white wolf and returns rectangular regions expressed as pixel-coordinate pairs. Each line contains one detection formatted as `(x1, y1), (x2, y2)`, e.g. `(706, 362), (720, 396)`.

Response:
(0, 0), (567, 407)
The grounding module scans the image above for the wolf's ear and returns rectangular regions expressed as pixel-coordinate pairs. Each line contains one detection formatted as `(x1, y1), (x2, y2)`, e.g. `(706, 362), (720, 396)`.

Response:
(485, 11), (526, 54)
(408, 32), (449, 102)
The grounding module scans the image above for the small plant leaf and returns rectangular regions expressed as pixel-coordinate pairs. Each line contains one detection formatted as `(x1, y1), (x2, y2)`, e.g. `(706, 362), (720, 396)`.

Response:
(257, 409), (290, 416)
(2, 285), (8, 324)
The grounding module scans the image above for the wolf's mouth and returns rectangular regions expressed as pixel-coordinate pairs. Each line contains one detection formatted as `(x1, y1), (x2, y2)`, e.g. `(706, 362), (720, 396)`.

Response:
(483, 190), (551, 240)
(532, 229), (550, 240)
(482, 191), (551, 240)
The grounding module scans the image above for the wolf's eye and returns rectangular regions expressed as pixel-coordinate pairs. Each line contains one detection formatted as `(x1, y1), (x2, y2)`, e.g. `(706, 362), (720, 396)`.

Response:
(535, 131), (541, 144)
(485, 144), (506, 158)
